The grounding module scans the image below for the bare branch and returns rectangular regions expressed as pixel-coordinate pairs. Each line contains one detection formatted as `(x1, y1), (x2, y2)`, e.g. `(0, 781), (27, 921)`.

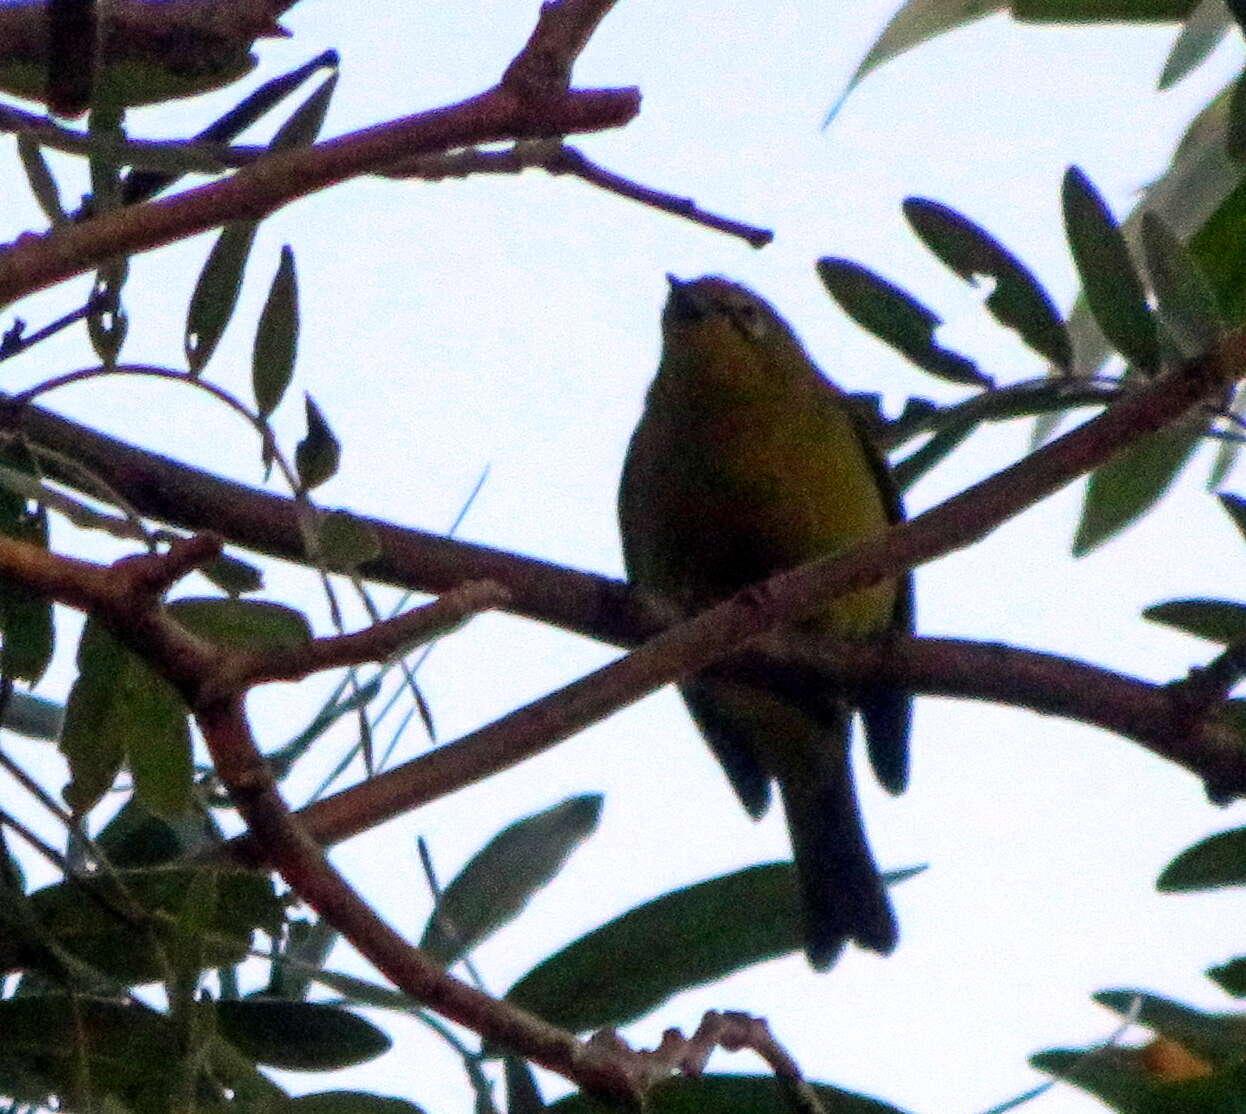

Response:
(384, 142), (774, 249)
(219, 579), (509, 690)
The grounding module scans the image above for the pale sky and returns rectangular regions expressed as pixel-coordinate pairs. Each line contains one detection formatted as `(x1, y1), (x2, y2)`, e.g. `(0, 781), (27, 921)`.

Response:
(2, 2), (1245, 1112)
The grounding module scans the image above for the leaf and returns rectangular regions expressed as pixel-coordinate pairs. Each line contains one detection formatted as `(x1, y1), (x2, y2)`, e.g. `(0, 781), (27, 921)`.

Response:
(268, 919), (338, 1001)
(1191, 173), (1246, 327)
(504, 1056), (545, 1114)
(828, 0), (1006, 118)
(2, 690), (64, 741)
(169, 597), (312, 653)
(215, 1000), (390, 1070)
(1208, 956), (1246, 996)
(904, 196), (1072, 370)
(419, 795), (604, 966)
(1139, 211), (1223, 356)
(296, 395), (341, 492)
(1227, 70), (1246, 162)
(1013, 0), (1196, 17)
(503, 862), (923, 1036)
(253, 246), (299, 418)
(1157, 825), (1246, 890)
(316, 511), (382, 572)
(1062, 167), (1160, 375)
(88, 259), (129, 367)
(1158, 0), (1234, 90)
(93, 795), (221, 868)
(0, 996), (179, 1100)
(1207, 393), (1245, 489)
(185, 221), (259, 375)
(199, 552), (264, 596)
(1143, 598), (1246, 642)
(60, 618), (191, 819)
(1094, 990), (1246, 1065)
(1032, 1046), (1244, 1112)
(284, 1094), (428, 1114)
(121, 51), (341, 206)
(0, 493), (54, 683)
(1067, 82), (1239, 380)
(1072, 421), (1202, 555)
(548, 1076), (911, 1114)
(1218, 491), (1246, 540)
(817, 257), (990, 386)
(17, 136), (66, 224)
(269, 73), (338, 151)
(30, 867), (280, 984)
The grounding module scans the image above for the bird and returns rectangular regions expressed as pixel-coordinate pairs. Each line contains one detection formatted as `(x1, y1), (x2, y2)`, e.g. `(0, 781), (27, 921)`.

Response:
(618, 274), (913, 969)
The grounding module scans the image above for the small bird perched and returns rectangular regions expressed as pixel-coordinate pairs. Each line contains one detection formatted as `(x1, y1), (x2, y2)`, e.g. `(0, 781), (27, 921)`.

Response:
(618, 275), (913, 969)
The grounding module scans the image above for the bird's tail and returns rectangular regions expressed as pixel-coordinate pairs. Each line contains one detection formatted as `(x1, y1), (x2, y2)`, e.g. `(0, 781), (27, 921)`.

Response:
(777, 748), (897, 969)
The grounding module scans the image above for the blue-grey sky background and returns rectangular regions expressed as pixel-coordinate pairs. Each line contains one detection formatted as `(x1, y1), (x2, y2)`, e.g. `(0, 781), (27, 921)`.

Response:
(2, 2), (1246, 1111)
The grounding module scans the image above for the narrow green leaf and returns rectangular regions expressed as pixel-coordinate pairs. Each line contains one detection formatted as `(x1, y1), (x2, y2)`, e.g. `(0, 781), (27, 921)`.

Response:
(1143, 597), (1246, 642)
(828, 0), (1006, 119)
(122, 668), (193, 821)
(268, 919), (338, 1001)
(1208, 956), (1246, 996)
(1208, 393), (1244, 489)
(548, 1076), (911, 1114)
(1014, 0), (1196, 18)
(817, 257), (990, 386)
(121, 51), (340, 206)
(93, 795), (221, 868)
(199, 552), (264, 597)
(420, 795), (604, 966)
(169, 597), (311, 653)
(185, 221), (258, 375)
(1140, 211), (1223, 356)
(1067, 81), (1239, 380)
(269, 73), (338, 152)
(1157, 825), (1246, 890)
(0, 495), (54, 683)
(295, 395), (341, 492)
(59, 619), (132, 815)
(59, 617), (191, 820)
(0, 996), (179, 1099)
(316, 511), (382, 572)
(1062, 166), (1160, 375)
(504, 1056), (545, 1114)
(2, 690), (64, 740)
(1072, 421), (1202, 555)
(1032, 1046), (1239, 1111)
(17, 136), (66, 224)
(88, 259), (129, 367)
(1219, 491), (1246, 540)
(1094, 989), (1246, 1064)
(285, 1094), (427, 1114)
(904, 197), (1072, 370)
(215, 1000), (389, 1071)
(503, 862), (922, 1036)
(1159, 0), (1234, 90)
(253, 245), (299, 418)
(1230, 68), (1246, 161)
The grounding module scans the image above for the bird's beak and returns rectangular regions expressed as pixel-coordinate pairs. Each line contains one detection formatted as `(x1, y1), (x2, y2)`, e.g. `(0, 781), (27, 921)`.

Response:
(664, 274), (703, 322)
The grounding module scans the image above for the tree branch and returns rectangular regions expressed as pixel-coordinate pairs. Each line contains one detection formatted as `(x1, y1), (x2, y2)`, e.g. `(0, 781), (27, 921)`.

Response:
(0, 0), (639, 306)
(223, 340), (1246, 862)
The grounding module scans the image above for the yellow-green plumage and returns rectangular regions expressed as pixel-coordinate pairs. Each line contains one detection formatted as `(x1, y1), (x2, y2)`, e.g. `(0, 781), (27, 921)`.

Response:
(618, 275), (913, 969)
